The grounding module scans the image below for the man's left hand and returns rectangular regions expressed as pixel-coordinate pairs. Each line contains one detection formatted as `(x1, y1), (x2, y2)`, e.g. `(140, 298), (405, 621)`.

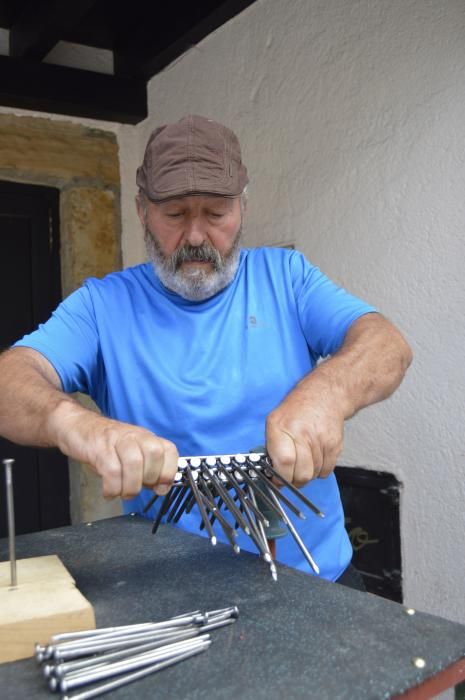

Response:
(265, 384), (345, 487)
(265, 314), (412, 488)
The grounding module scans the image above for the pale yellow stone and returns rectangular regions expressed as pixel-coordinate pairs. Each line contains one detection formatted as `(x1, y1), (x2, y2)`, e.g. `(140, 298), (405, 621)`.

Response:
(0, 115), (119, 186)
(61, 187), (121, 293)
(0, 113), (123, 525)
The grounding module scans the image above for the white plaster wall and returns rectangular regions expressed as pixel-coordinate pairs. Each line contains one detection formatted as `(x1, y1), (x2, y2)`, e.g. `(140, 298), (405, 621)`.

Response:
(126, 0), (465, 623)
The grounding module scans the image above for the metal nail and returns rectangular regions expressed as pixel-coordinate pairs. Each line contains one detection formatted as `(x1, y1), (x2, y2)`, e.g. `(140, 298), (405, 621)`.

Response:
(51, 627), (204, 678)
(228, 464), (283, 521)
(151, 486), (176, 535)
(48, 607), (233, 677)
(260, 457), (325, 518)
(185, 467), (217, 545)
(59, 637), (211, 692)
(263, 484), (320, 574)
(196, 484), (240, 553)
(218, 467), (270, 559)
(201, 463), (251, 535)
(3, 458), (17, 587)
(247, 484), (278, 582)
(51, 617), (211, 660)
(60, 643), (209, 700)
(226, 463), (270, 527)
(51, 622), (156, 643)
(249, 466), (306, 520)
(142, 492), (158, 513)
(166, 485), (190, 523)
(171, 488), (195, 523)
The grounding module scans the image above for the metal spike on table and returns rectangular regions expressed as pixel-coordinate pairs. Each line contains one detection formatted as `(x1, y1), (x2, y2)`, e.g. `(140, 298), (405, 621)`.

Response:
(144, 453), (324, 581)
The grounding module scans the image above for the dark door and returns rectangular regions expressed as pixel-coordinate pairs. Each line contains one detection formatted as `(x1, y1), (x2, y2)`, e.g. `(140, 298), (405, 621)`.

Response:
(0, 180), (70, 536)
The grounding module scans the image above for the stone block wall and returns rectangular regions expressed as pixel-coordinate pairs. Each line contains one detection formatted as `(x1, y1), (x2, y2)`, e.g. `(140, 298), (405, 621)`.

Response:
(0, 114), (123, 523)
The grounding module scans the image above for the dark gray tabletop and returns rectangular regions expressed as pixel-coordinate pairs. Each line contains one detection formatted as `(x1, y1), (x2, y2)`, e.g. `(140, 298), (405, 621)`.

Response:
(1, 515), (465, 699)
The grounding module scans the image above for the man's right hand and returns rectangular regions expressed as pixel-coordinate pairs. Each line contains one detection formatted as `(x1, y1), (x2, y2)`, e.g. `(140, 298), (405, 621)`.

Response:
(52, 407), (179, 500)
(0, 348), (179, 501)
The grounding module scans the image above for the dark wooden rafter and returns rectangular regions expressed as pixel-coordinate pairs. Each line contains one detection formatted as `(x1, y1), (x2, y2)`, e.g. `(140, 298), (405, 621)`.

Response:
(0, 55), (147, 124)
(9, 0), (99, 61)
(0, 0), (258, 123)
(114, 0), (256, 79)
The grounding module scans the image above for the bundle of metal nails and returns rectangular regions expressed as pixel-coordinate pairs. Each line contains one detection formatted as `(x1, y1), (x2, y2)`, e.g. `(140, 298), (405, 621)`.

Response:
(144, 452), (325, 580)
(35, 606), (238, 700)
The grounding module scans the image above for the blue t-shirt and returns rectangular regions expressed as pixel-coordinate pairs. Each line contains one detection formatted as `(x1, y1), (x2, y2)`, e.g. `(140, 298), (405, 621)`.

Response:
(15, 247), (375, 580)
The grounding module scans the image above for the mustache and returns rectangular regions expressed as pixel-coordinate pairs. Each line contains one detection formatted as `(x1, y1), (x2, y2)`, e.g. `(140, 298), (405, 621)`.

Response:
(169, 242), (223, 271)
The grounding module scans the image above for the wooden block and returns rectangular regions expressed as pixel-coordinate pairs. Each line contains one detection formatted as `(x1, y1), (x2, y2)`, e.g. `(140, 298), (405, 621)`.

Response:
(0, 555), (95, 663)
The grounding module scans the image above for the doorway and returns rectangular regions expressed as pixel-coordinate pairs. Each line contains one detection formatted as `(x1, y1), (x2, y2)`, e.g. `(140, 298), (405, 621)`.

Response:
(0, 180), (70, 536)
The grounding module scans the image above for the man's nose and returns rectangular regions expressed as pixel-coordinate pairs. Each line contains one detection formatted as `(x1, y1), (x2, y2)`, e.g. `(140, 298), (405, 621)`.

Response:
(184, 216), (206, 246)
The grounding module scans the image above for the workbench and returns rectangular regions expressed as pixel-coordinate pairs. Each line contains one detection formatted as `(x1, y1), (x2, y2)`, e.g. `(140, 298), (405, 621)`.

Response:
(1, 515), (465, 699)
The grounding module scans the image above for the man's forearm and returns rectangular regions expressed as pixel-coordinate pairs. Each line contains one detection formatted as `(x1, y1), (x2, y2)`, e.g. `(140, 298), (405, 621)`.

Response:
(296, 312), (412, 419)
(0, 347), (89, 449)
(0, 347), (179, 498)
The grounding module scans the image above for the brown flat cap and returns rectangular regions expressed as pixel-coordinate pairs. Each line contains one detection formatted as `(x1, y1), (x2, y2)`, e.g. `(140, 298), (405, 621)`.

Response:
(136, 114), (249, 201)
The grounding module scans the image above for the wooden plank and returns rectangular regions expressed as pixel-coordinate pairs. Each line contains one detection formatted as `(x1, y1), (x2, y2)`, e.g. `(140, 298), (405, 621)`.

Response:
(0, 555), (95, 663)
(0, 55), (147, 124)
(392, 657), (465, 699)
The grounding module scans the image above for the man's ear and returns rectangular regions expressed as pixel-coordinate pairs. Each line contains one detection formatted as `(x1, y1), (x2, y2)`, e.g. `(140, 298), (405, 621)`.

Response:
(135, 195), (146, 227)
(240, 193), (248, 217)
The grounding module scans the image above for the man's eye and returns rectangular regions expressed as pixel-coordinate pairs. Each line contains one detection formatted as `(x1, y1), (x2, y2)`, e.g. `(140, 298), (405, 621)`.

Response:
(166, 212), (183, 218)
(208, 211), (224, 218)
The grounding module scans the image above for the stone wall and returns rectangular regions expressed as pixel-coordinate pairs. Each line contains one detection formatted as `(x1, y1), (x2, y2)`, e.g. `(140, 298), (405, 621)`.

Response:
(0, 113), (123, 522)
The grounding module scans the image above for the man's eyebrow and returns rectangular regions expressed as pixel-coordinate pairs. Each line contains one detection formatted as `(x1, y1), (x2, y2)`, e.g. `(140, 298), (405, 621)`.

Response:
(158, 199), (185, 207)
(157, 195), (235, 208)
(204, 197), (234, 207)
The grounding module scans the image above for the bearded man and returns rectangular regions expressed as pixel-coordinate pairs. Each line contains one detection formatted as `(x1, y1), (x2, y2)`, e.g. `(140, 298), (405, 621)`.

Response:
(0, 115), (412, 587)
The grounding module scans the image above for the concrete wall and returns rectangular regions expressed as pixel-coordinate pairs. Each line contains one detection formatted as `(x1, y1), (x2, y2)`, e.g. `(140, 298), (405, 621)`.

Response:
(124, 0), (465, 623)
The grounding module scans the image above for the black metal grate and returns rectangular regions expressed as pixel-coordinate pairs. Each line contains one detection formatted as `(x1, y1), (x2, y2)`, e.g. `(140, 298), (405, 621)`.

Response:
(335, 466), (402, 602)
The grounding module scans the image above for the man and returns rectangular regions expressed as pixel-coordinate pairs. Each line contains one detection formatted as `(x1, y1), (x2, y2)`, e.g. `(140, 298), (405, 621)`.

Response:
(0, 115), (412, 585)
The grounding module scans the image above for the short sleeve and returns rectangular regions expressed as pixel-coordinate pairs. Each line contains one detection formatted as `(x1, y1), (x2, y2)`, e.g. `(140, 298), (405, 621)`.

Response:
(289, 252), (377, 358)
(14, 285), (102, 395)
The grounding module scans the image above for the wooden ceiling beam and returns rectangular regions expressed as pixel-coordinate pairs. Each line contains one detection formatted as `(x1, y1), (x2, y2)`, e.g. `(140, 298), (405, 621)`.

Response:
(0, 55), (147, 124)
(9, 0), (99, 61)
(114, 0), (256, 79)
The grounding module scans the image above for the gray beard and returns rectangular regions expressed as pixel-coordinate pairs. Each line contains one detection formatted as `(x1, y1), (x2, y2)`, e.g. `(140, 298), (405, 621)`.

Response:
(144, 226), (242, 301)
